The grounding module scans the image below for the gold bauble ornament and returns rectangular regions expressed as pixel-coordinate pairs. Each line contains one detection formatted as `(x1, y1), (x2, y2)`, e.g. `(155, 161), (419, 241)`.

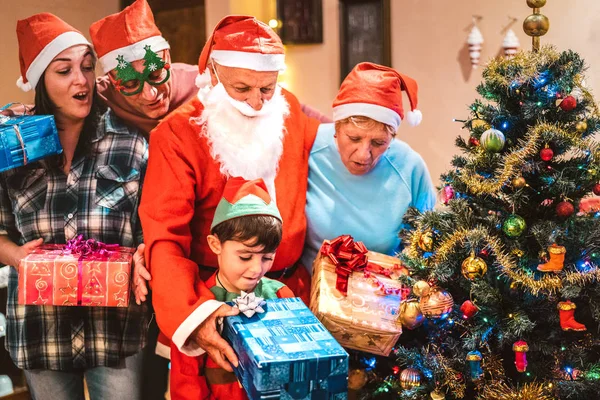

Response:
(512, 249), (525, 258)
(430, 390), (446, 400)
(399, 368), (421, 389)
(419, 287), (454, 319)
(348, 369), (368, 391)
(461, 252), (488, 281)
(512, 176), (526, 189)
(523, 14), (550, 37)
(418, 230), (434, 252)
(413, 280), (431, 297)
(526, 0), (546, 7)
(576, 121), (588, 133)
(399, 299), (425, 330)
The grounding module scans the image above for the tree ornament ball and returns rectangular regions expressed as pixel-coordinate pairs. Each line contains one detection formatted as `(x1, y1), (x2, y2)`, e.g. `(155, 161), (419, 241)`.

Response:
(512, 176), (526, 189)
(461, 253), (488, 281)
(556, 201), (575, 218)
(419, 287), (454, 318)
(418, 230), (434, 252)
(576, 121), (588, 133)
(412, 280), (431, 297)
(348, 369), (369, 391)
(468, 137), (480, 147)
(523, 14), (550, 37)
(559, 95), (577, 111)
(526, 0), (546, 7)
(480, 128), (506, 152)
(593, 183), (600, 196)
(540, 147), (554, 161)
(502, 215), (527, 238)
(460, 300), (480, 319)
(399, 299), (425, 330)
(399, 368), (421, 389)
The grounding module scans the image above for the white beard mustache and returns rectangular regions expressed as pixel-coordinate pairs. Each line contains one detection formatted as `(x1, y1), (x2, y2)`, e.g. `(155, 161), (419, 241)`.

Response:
(191, 83), (290, 198)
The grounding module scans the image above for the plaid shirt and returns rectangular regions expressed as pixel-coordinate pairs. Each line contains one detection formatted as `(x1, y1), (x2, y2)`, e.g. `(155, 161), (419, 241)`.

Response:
(1, 109), (149, 371)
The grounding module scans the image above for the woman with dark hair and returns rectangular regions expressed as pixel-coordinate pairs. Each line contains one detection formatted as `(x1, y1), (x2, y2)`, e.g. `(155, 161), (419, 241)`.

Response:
(1, 13), (148, 400)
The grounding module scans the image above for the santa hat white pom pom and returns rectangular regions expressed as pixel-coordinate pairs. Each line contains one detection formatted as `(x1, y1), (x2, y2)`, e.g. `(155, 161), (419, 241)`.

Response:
(405, 109), (422, 126)
(195, 69), (212, 88)
(16, 76), (32, 92)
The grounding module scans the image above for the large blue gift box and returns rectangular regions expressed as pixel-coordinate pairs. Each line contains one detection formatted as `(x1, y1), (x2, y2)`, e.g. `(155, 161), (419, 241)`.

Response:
(223, 297), (349, 400)
(0, 106), (62, 173)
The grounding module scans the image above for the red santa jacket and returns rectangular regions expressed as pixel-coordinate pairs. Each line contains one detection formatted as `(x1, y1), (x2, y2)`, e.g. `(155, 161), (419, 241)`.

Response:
(138, 89), (319, 355)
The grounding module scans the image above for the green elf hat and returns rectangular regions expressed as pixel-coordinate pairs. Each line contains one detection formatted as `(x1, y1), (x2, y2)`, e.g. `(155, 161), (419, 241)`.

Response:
(211, 177), (282, 230)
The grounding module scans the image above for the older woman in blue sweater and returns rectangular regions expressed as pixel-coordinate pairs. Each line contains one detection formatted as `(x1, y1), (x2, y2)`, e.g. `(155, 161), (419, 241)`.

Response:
(301, 62), (436, 270)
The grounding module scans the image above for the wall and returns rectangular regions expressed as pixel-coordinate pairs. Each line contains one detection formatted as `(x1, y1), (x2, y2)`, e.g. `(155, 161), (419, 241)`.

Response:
(0, 0), (120, 105)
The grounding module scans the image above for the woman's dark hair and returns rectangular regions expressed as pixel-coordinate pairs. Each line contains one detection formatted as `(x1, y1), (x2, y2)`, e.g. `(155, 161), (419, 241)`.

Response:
(211, 215), (282, 253)
(33, 70), (105, 169)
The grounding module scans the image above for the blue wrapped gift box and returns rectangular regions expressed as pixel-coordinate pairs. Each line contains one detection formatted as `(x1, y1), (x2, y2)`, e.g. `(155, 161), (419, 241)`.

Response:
(0, 107), (62, 173)
(223, 297), (349, 400)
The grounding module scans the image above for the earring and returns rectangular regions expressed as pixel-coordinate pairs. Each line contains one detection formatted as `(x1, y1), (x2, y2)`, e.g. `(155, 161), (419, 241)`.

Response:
(502, 17), (520, 59)
(467, 16), (484, 69)
(333, 133), (337, 138)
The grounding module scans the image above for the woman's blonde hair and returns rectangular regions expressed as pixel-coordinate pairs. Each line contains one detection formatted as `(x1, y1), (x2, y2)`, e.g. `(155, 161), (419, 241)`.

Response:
(334, 116), (396, 136)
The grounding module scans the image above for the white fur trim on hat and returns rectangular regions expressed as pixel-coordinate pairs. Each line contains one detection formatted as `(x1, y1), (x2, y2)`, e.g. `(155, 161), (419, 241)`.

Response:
(16, 76), (32, 92)
(332, 103), (402, 130)
(210, 50), (286, 72)
(18, 31), (90, 92)
(405, 109), (423, 126)
(195, 69), (211, 88)
(98, 35), (170, 74)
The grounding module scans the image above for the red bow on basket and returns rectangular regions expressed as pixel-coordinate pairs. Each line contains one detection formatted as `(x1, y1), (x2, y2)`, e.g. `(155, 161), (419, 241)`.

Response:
(321, 235), (405, 296)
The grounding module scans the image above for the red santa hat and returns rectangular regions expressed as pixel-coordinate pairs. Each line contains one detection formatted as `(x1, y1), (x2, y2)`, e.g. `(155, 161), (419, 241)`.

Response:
(198, 15), (285, 79)
(89, 0), (170, 74)
(16, 13), (91, 92)
(332, 62), (422, 129)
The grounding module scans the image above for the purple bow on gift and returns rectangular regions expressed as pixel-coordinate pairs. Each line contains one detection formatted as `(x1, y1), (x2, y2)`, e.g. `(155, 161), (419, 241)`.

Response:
(65, 235), (119, 305)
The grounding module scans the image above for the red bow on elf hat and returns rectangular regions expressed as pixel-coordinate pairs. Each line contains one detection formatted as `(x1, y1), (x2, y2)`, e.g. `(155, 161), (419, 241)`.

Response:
(332, 62), (422, 130)
(16, 13), (90, 92)
(89, 0), (170, 74)
(195, 15), (285, 88)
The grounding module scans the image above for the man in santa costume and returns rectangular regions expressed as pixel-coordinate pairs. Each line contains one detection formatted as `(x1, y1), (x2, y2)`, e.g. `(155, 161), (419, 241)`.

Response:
(138, 15), (320, 399)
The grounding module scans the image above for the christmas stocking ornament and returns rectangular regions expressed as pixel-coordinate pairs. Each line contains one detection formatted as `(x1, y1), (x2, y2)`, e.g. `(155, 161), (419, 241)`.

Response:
(512, 340), (529, 372)
(558, 300), (586, 331)
(537, 243), (566, 272)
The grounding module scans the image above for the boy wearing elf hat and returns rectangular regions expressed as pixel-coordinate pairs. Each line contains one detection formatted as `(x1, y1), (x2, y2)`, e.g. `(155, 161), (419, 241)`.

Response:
(171, 177), (294, 399)
(138, 14), (320, 399)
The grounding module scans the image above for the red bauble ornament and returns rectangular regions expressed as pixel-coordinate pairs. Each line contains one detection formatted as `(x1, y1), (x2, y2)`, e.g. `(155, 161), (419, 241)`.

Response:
(480, 248), (490, 257)
(469, 137), (480, 147)
(559, 95), (577, 111)
(460, 300), (480, 319)
(556, 201), (575, 218)
(540, 147), (554, 161)
(164, 63), (171, 70)
(593, 184), (600, 196)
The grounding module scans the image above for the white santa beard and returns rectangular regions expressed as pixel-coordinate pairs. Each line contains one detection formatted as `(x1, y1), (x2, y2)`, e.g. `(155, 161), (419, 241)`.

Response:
(191, 85), (290, 198)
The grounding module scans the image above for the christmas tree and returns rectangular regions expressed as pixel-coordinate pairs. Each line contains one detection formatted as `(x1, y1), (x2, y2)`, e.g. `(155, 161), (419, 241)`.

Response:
(354, 17), (600, 400)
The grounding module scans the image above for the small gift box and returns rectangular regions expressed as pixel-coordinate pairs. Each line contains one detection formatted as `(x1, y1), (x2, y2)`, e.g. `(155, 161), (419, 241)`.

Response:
(0, 103), (62, 173)
(18, 235), (134, 307)
(222, 296), (349, 400)
(309, 235), (408, 356)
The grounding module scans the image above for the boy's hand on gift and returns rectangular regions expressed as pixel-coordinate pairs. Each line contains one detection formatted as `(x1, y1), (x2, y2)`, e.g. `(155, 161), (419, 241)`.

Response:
(193, 304), (240, 372)
(14, 238), (44, 267)
(132, 243), (151, 305)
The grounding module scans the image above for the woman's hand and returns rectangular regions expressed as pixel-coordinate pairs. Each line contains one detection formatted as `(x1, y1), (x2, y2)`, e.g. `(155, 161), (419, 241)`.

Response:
(132, 243), (152, 305)
(13, 238), (44, 268)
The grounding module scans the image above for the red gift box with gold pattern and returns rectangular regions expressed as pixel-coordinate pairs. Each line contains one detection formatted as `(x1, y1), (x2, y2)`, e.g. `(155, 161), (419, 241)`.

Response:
(309, 235), (409, 356)
(18, 238), (133, 307)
